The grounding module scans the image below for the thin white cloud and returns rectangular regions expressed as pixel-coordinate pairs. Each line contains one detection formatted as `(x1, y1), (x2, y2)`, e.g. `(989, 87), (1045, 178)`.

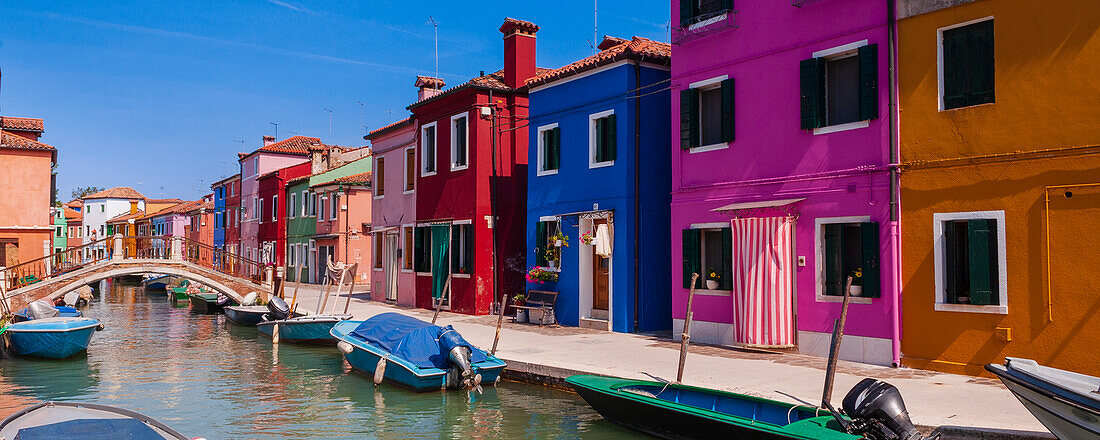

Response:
(263, 0), (315, 14)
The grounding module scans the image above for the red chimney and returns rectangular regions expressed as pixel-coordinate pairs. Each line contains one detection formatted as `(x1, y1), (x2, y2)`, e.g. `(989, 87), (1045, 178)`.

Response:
(414, 76), (446, 101)
(263, 135), (276, 146)
(499, 18), (539, 89)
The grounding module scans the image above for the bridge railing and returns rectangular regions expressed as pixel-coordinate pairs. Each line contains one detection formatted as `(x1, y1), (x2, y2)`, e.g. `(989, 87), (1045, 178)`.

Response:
(1, 237), (113, 291)
(180, 237), (265, 284)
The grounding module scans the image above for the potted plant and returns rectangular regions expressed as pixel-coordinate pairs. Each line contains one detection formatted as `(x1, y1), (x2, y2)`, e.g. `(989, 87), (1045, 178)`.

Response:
(551, 231), (569, 248)
(580, 231), (595, 245)
(705, 268), (722, 290)
(512, 293), (528, 323)
(849, 268), (863, 296)
(526, 266), (556, 284)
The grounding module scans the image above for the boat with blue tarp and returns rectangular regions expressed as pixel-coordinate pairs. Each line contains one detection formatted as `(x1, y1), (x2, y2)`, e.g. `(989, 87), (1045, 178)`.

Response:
(0, 401), (191, 439)
(11, 305), (82, 323)
(330, 312), (506, 392)
(4, 301), (103, 359)
(142, 274), (172, 292)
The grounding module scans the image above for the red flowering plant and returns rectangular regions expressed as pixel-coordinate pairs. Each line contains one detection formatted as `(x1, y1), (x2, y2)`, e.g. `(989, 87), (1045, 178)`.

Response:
(526, 266), (556, 284)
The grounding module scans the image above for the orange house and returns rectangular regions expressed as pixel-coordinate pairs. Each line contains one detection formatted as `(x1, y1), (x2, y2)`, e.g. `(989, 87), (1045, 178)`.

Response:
(0, 117), (56, 270)
(897, 0), (1100, 376)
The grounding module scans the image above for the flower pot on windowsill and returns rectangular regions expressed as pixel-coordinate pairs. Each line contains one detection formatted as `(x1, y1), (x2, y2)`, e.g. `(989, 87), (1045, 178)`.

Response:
(705, 280), (719, 290)
(547, 261), (558, 271)
(849, 285), (863, 297)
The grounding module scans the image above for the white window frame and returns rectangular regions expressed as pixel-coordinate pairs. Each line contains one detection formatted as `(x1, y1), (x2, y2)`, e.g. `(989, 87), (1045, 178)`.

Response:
(536, 123), (559, 176)
(588, 109), (616, 169)
(686, 75), (730, 153)
(330, 193), (339, 221)
(451, 219), (473, 278)
(401, 224), (415, 273)
(450, 113), (469, 171)
(421, 121), (438, 177)
(932, 210), (1008, 314)
(937, 16), (995, 112)
(811, 40), (871, 135)
(271, 195), (278, 222)
(289, 193), (296, 219)
(319, 194), (327, 220)
(375, 157), (385, 199)
(300, 191), (308, 217)
(258, 197), (263, 224)
(813, 215), (874, 305)
(404, 146), (416, 194)
(687, 222), (733, 297)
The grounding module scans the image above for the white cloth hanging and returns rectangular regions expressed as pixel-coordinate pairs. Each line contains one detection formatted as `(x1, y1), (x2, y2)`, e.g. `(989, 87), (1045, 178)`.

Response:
(595, 223), (612, 258)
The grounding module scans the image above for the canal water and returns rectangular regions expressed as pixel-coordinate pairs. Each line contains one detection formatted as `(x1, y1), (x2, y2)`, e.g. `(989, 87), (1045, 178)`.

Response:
(0, 280), (637, 439)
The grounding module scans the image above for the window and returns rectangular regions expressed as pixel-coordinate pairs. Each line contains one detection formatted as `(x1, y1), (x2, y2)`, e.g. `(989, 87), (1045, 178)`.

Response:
(534, 220), (561, 268)
(376, 157), (385, 197)
(934, 211), (1006, 312)
(413, 226), (432, 272)
(421, 122), (437, 176)
(100, 225), (104, 236)
(817, 219), (880, 298)
(681, 227), (731, 290)
(374, 234), (383, 268)
(319, 194), (327, 220)
(310, 193), (317, 217)
(681, 77), (734, 150)
(451, 114), (468, 170)
(271, 195), (278, 222)
(940, 19), (994, 110)
(404, 226), (414, 270)
(801, 43), (878, 131)
(537, 124), (560, 175)
(258, 198), (263, 224)
(589, 110), (617, 167)
(289, 244), (296, 268)
(301, 191), (308, 217)
(289, 193), (296, 219)
(405, 147), (416, 192)
(55, 226), (62, 237)
(451, 223), (474, 274)
(252, 197), (258, 220)
(100, 205), (104, 212)
(679, 0), (731, 28)
(331, 193), (339, 220)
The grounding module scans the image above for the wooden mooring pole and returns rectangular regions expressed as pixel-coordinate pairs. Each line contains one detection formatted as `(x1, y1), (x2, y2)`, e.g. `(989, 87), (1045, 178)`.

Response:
(821, 276), (853, 408)
(676, 273), (701, 384)
(431, 276), (452, 325)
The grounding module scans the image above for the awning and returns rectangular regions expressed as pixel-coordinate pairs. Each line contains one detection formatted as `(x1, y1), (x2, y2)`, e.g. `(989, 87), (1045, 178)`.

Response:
(313, 233), (339, 240)
(711, 198), (805, 218)
(367, 226), (398, 235)
(556, 208), (614, 225)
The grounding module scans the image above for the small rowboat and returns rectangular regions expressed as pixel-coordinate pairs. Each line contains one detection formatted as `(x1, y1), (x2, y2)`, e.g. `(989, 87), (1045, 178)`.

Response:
(257, 314), (352, 344)
(5, 317), (104, 359)
(0, 401), (193, 440)
(987, 358), (1100, 440)
(223, 306), (269, 326)
(330, 313), (506, 392)
(188, 293), (234, 314)
(11, 306), (83, 323)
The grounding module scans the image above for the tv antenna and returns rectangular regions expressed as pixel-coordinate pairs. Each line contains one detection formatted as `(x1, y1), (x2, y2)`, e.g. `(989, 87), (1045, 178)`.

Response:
(429, 16), (439, 90)
(324, 108), (333, 138)
(357, 101), (365, 137)
(270, 122), (279, 140)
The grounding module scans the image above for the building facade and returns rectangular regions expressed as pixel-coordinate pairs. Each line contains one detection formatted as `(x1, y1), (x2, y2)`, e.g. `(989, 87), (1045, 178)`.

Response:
(0, 117), (56, 269)
(284, 177), (316, 283)
(525, 36), (672, 332)
(669, 0), (898, 365)
(81, 187), (146, 260)
(311, 170), (373, 285)
(897, 0), (1100, 376)
(238, 136), (314, 263)
(366, 116), (418, 306)
(257, 162), (311, 268)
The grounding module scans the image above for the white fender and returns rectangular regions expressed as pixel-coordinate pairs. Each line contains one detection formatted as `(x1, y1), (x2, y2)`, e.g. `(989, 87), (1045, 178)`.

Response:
(271, 323), (280, 344)
(373, 357), (386, 385)
(337, 341), (354, 354)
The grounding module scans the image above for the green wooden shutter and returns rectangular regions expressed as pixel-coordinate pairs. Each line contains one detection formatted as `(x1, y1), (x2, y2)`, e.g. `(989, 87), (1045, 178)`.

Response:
(721, 78), (735, 143)
(800, 58), (825, 130)
(943, 220), (958, 304)
(605, 114), (616, 161)
(720, 0), (733, 11)
(968, 20), (995, 106)
(463, 224), (474, 273)
(679, 0), (694, 27)
(551, 127), (561, 170)
(680, 89), (699, 150)
(682, 229), (701, 289)
(823, 224), (842, 296)
(860, 222), (881, 298)
(595, 117), (606, 162)
(967, 219), (998, 305)
(858, 44), (878, 121)
(942, 28), (967, 109)
(720, 227), (733, 290)
(535, 221), (548, 267)
(451, 225), (461, 273)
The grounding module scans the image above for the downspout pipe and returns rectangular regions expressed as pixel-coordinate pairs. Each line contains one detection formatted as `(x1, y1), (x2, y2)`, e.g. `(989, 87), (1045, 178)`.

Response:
(887, 0), (902, 367)
(633, 60), (642, 333)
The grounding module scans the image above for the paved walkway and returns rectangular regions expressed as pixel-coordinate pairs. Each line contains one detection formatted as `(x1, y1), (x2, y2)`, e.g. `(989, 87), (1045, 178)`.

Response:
(285, 284), (1048, 434)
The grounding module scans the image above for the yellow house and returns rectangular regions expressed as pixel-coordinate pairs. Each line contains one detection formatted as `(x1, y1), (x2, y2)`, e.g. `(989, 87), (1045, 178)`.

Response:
(897, 0), (1100, 376)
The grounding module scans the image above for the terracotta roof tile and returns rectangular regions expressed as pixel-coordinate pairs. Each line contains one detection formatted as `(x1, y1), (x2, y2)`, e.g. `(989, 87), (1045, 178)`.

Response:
(83, 187), (145, 200)
(366, 117), (413, 139)
(409, 68), (552, 109)
(500, 18), (540, 34)
(312, 172), (372, 188)
(0, 130), (56, 151)
(247, 136), (328, 157)
(0, 117), (44, 132)
(65, 200), (82, 209)
(185, 200), (214, 213)
(106, 210), (146, 224)
(63, 207), (81, 220)
(146, 198), (184, 204)
(527, 36), (671, 88)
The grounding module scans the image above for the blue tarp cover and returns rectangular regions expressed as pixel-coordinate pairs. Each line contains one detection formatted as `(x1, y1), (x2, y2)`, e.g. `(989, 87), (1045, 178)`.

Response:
(15, 306), (82, 319)
(349, 313), (486, 369)
(15, 418), (163, 440)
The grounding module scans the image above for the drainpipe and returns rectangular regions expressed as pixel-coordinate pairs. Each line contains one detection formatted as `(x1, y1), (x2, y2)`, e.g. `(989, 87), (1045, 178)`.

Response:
(488, 90), (501, 321)
(633, 60), (642, 333)
(887, 0), (902, 367)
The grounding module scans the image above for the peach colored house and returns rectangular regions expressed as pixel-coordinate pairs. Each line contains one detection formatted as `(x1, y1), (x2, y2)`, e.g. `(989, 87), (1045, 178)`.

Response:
(0, 117), (56, 269)
(311, 172), (373, 285)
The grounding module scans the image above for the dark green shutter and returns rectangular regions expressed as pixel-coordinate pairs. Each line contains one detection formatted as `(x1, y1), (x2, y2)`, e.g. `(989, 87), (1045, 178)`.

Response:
(414, 227), (425, 272)
(968, 20), (995, 106)
(679, 0), (694, 27)
(823, 224), (842, 296)
(551, 128), (560, 170)
(605, 114), (616, 161)
(595, 117), (605, 162)
(860, 222), (881, 298)
(451, 225), (461, 273)
(942, 28), (968, 109)
(535, 221), (547, 267)
(943, 221), (958, 304)
(967, 219), (998, 305)
(800, 58), (825, 130)
(720, 0), (733, 11)
(464, 224), (474, 273)
(720, 78), (735, 143)
(682, 229), (701, 289)
(680, 89), (699, 150)
(720, 227), (733, 290)
(858, 44), (878, 121)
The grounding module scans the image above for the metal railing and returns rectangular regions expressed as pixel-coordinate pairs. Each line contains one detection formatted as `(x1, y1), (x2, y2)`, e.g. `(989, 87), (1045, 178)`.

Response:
(1, 237), (113, 290)
(180, 237), (265, 284)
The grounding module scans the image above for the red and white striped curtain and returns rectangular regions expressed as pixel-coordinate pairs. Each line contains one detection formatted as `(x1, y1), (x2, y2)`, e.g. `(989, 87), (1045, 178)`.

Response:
(730, 217), (795, 348)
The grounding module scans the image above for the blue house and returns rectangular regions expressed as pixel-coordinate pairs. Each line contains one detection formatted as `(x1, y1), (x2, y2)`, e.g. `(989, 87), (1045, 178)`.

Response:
(211, 174), (234, 253)
(525, 36), (671, 333)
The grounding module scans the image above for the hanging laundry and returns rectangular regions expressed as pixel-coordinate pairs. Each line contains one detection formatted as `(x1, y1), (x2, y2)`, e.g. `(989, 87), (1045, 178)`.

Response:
(595, 223), (612, 258)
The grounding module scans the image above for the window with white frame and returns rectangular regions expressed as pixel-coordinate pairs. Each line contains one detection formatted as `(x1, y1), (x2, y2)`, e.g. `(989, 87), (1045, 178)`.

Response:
(258, 198), (263, 224)
(404, 147), (416, 192)
(537, 123), (560, 175)
(451, 114), (468, 170)
(301, 191), (308, 217)
(680, 75), (733, 150)
(289, 193), (296, 218)
(319, 193), (327, 220)
(451, 222), (474, 274)
(589, 110), (617, 168)
(271, 195), (278, 222)
(933, 210), (1006, 312)
(939, 18), (994, 110)
(310, 193), (317, 217)
(681, 225), (731, 290)
(800, 41), (878, 132)
(421, 122), (437, 176)
(330, 193), (339, 220)
(815, 217), (879, 299)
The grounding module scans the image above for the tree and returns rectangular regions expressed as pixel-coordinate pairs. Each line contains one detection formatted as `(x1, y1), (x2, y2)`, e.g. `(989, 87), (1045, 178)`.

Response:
(71, 186), (105, 200)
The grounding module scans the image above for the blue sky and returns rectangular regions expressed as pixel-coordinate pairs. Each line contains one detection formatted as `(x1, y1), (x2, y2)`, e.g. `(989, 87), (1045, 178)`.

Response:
(0, 1), (668, 201)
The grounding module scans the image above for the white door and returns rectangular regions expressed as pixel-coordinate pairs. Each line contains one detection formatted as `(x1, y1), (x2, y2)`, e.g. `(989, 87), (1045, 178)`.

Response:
(385, 234), (399, 301)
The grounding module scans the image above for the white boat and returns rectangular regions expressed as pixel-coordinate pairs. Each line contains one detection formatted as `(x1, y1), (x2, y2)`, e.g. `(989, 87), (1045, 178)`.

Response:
(986, 357), (1100, 440)
(0, 401), (194, 439)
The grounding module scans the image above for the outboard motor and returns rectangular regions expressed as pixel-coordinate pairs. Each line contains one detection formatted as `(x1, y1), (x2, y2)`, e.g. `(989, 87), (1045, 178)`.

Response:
(842, 379), (922, 440)
(438, 326), (477, 389)
(27, 300), (60, 320)
(267, 296), (291, 321)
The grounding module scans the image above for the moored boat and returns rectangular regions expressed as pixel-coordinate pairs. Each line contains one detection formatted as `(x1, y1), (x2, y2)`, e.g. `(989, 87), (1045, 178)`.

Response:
(330, 313), (506, 392)
(5, 317), (104, 359)
(11, 305), (83, 323)
(565, 375), (923, 440)
(223, 306), (268, 326)
(142, 274), (172, 292)
(986, 358), (1100, 440)
(0, 401), (192, 439)
(188, 292), (235, 314)
(255, 296), (350, 344)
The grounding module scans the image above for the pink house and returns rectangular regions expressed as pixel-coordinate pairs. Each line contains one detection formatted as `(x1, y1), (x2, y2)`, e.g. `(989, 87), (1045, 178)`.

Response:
(365, 114), (417, 306)
(670, 0), (898, 366)
(238, 136), (319, 263)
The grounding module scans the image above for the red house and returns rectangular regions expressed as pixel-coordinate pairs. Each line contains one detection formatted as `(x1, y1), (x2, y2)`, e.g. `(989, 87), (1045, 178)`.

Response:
(407, 18), (543, 315)
(257, 162), (311, 267)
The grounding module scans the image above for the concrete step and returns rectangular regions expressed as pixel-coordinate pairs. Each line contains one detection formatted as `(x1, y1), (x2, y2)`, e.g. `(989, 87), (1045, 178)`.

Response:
(579, 316), (609, 331)
(590, 309), (608, 320)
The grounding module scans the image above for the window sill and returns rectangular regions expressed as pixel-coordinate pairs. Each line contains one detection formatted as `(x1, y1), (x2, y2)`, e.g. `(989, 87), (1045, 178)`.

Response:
(403, 190), (415, 195)
(374, 195), (384, 200)
(939, 101), (995, 112)
(453, 273), (471, 279)
(816, 294), (874, 305)
(934, 303), (1007, 314)
(812, 120), (869, 135)
(589, 160), (614, 169)
(687, 12), (727, 31)
(692, 289), (731, 297)
(373, 267), (383, 271)
(401, 269), (414, 273)
(689, 142), (729, 154)
(421, 171), (436, 178)
(451, 164), (469, 172)
(536, 169), (559, 177)
(416, 272), (432, 277)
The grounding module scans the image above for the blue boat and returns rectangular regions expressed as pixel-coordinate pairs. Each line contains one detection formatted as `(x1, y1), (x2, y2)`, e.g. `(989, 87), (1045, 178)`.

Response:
(5, 317), (103, 359)
(12, 306), (82, 323)
(330, 313), (506, 392)
(224, 305), (269, 326)
(0, 401), (189, 439)
(257, 314), (352, 344)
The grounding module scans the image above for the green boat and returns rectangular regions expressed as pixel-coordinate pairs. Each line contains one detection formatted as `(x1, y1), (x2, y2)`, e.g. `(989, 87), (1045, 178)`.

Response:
(188, 293), (233, 314)
(565, 375), (923, 440)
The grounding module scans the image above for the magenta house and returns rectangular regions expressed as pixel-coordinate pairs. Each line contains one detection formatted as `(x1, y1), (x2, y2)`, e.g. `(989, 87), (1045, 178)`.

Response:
(670, 0), (898, 366)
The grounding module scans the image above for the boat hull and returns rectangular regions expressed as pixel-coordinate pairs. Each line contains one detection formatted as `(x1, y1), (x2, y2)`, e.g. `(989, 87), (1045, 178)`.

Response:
(0, 401), (188, 439)
(256, 316), (350, 344)
(189, 293), (229, 313)
(144, 282), (168, 292)
(987, 362), (1100, 440)
(224, 306), (268, 325)
(6, 318), (102, 359)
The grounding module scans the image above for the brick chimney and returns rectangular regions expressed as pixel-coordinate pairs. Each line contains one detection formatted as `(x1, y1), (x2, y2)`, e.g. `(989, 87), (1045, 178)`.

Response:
(263, 135), (276, 146)
(414, 76), (446, 101)
(499, 18), (539, 89)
